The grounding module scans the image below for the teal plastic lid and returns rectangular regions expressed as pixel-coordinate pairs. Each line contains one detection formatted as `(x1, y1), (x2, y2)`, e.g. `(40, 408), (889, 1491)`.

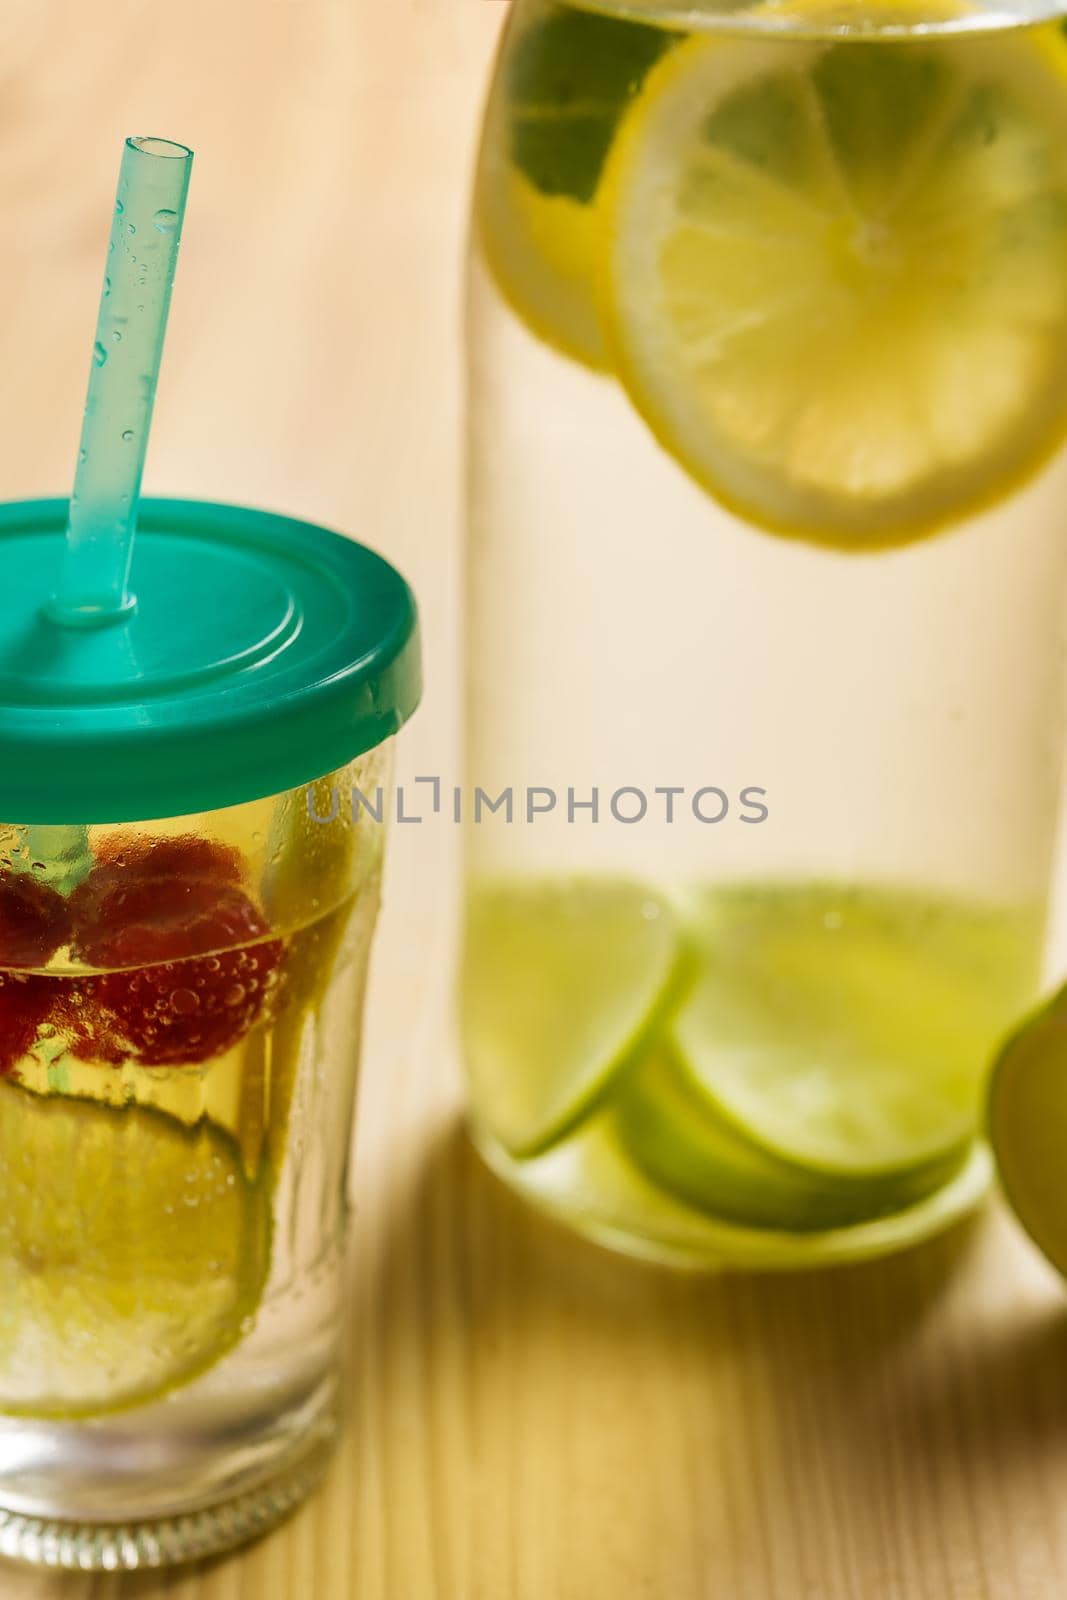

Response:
(0, 497), (421, 824)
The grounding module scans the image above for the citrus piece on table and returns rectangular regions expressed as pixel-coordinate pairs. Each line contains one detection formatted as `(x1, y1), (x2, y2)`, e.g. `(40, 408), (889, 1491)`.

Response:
(0, 1079), (271, 1418)
(462, 878), (681, 1158)
(476, 2), (670, 369)
(668, 884), (1037, 1179)
(989, 988), (1067, 1278)
(598, 26), (1067, 545)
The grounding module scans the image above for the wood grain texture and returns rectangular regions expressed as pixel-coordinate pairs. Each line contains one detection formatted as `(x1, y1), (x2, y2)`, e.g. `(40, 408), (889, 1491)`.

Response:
(4, 2), (1067, 1596)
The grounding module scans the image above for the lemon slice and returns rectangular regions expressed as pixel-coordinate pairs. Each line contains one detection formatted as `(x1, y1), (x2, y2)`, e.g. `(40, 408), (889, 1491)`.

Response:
(478, 171), (607, 369)
(461, 878), (680, 1157)
(669, 884), (1039, 1178)
(989, 989), (1067, 1278)
(599, 26), (1067, 545)
(0, 1080), (271, 1419)
(476, 2), (669, 369)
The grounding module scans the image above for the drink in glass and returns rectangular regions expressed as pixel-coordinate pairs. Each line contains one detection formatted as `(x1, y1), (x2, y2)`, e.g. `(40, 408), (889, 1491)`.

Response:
(462, 0), (1067, 1266)
(0, 496), (419, 1569)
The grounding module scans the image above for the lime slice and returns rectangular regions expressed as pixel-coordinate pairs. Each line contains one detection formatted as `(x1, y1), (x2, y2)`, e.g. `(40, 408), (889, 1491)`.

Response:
(462, 878), (680, 1157)
(599, 24), (1067, 545)
(0, 1080), (271, 1419)
(617, 1041), (966, 1229)
(490, 1114), (738, 1260)
(262, 763), (385, 935)
(265, 888), (379, 1179)
(989, 989), (1067, 1278)
(476, 1), (669, 369)
(482, 1104), (990, 1268)
(669, 884), (1040, 1178)
(251, 763), (384, 1180)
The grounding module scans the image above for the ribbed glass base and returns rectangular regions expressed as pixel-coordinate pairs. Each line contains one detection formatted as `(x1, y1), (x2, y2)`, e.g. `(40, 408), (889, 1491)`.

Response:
(0, 1368), (341, 1573)
(0, 1425), (335, 1573)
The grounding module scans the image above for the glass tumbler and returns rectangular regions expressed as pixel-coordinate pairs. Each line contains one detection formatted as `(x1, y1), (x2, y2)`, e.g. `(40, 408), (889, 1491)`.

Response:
(0, 498), (420, 1568)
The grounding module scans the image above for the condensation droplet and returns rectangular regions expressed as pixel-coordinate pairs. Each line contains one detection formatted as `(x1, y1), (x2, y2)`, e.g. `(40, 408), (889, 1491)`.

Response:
(115, 198), (125, 215)
(121, 429), (134, 443)
(93, 342), (107, 367)
(127, 221), (137, 236)
(153, 208), (178, 233)
(111, 330), (123, 343)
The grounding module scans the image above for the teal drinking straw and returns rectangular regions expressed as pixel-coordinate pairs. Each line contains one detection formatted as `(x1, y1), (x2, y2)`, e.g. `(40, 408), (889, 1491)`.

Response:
(49, 136), (193, 627)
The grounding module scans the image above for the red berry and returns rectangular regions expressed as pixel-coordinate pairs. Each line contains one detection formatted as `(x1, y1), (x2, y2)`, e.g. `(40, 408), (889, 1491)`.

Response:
(70, 838), (284, 1066)
(89, 939), (285, 1065)
(0, 973), (53, 1077)
(80, 834), (243, 899)
(70, 836), (245, 962)
(0, 872), (71, 968)
(76, 877), (271, 972)
(48, 978), (136, 1068)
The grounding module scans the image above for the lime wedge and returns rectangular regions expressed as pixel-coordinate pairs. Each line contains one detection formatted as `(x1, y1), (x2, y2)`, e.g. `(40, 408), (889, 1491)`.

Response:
(0, 1080), (271, 1419)
(989, 988), (1067, 1278)
(461, 879), (681, 1157)
(617, 1041), (966, 1230)
(599, 22), (1067, 544)
(670, 884), (1040, 1179)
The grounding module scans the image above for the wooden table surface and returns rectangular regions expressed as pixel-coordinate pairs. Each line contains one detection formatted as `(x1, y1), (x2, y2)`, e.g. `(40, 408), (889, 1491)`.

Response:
(5, 2), (1067, 1596)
